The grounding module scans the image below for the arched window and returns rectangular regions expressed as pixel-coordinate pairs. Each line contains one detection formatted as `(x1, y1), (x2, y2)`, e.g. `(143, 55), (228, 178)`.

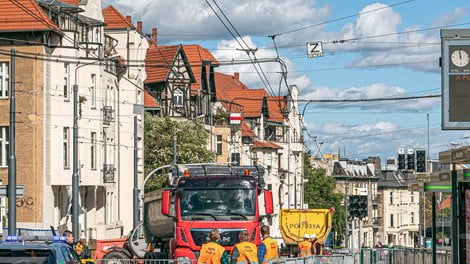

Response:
(173, 88), (184, 108)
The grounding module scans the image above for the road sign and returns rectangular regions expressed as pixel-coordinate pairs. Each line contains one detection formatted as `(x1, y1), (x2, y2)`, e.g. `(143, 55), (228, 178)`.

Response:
(0, 185), (24, 197)
(307, 42), (323, 58)
(229, 112), (241, 124)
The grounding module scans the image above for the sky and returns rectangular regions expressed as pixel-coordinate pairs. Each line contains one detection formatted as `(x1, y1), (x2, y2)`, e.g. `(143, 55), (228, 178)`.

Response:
(104, 0), (470, 164)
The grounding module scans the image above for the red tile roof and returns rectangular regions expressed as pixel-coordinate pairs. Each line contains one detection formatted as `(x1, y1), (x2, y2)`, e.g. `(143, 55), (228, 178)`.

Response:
(225, 89), (268, 117)
(0, 0), (61, 33)
(103, 5), (135, 30)
(241, 122), (256, 137)
(439, 196), (450, 210)
(267, 96), (287, 122)
(183, 45), (219, 92)
(252, 140), (283, 149)
(145, 44), (180, 84)
(144, 90), (158, 108)
(214, 72), (268, 117)
(60, 0), (81, 5)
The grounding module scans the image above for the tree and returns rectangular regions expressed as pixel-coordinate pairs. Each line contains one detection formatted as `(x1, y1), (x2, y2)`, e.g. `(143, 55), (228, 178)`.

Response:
(144, 114), (215, 191)
(303, 153), (345, 245)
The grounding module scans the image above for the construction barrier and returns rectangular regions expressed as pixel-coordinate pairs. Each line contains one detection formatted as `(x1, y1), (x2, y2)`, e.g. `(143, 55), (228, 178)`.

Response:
(360, 248), (452, 264)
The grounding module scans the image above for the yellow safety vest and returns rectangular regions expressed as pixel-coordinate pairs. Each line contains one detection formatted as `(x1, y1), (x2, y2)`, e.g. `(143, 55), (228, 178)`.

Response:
(198, 242), (226, 264)
(261, 237), (278, 264)
(232, 241), (259, 264)
(298, 241), (312, 257)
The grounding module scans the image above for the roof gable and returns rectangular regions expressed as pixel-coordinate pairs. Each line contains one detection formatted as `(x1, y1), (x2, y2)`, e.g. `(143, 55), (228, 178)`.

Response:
(267, 96), (287, 122)
(144, 90), (158, 108)
(183, 45), (219, 92)
(0, 0), (61, 33)
(102, 5), (135, 30)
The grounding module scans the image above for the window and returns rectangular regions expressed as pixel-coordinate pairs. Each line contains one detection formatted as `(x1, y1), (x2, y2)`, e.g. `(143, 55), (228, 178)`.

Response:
(411, 191), (414, 203)
(411, 212), (415, 224)
(0, 62), (9, 99)
(0, 127), (9, 167)
(231, 153), (240, 166)
(390, 214), (394, 227)
(63, 127), (70, 169)
(173, 88), (183, 107)
(91, 132), (96, 170)
(63, 63), (69, 99)
(216, 135), (222, 155)
(389, 192), (393, 205)
(90, 74), (96, 108)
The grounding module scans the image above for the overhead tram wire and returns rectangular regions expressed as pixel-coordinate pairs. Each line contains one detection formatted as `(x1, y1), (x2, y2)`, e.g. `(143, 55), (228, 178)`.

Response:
(204, 0), (274, 97)
(270, 0), (418, 37)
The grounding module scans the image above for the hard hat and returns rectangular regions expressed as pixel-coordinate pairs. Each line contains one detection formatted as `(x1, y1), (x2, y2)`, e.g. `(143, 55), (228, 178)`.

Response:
(79, 234), (86, 240)
(304, 234), (309, 239)
(310, 234), (317, 240)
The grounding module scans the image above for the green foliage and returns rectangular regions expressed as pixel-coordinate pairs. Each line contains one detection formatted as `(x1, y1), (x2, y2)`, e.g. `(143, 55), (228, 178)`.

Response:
(303, 153), (345, 243)
(144, 114), (215, 191)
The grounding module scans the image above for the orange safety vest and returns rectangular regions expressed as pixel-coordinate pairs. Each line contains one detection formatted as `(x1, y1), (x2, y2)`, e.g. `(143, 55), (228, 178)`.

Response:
(312, 241), (322, 255)
(261, 237), (279, 264)
(298, 241), (312, 257)
(232, 241), (259, 264)
(198, 242), (226, 264)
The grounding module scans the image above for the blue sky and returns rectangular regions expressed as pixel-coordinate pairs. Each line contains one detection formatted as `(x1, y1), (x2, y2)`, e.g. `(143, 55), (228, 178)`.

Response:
(106, 0), (470, 163)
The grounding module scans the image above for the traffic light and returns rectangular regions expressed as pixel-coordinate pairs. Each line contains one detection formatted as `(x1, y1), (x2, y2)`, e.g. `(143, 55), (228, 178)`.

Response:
(406, 153), (415, 171)
(348, 195), (368, 219)
(416, 150), (426, 173)
(398, 154), (405, 170)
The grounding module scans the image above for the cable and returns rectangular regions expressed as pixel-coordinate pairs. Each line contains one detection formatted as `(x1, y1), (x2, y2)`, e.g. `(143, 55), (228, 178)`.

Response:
(271, 0), (417, 37)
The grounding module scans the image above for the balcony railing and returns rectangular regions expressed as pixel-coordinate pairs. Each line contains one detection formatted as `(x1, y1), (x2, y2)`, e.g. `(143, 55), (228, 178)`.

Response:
(103, 106), (113, 125)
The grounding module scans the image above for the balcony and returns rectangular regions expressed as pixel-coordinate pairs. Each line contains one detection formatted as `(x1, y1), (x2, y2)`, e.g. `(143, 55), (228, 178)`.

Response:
(372, 217), (383, 231)
(103, 106), (114, 126)
(103, 164), (115, 183)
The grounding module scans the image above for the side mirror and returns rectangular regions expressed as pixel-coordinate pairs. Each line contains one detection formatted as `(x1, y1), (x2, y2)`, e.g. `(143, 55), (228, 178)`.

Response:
(161, 190), (171, 216)
(264, 190), (273, 215)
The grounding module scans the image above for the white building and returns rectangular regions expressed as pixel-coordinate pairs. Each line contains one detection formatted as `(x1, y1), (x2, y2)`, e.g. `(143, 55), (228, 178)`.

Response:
(0, 0), (145, 238)
(377, 171), (420, 247)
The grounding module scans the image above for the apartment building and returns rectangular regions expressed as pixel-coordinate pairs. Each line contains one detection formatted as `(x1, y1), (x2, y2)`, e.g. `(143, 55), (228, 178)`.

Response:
(377, 171), (420, 247)
(0, 0), (145, 238)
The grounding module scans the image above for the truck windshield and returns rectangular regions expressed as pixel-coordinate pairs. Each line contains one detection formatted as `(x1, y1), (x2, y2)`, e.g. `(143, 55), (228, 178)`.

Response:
(180, 189), (255, 221)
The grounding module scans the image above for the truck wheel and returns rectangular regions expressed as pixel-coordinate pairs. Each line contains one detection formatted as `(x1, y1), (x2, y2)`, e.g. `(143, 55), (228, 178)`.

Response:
(103, 251), (129, 264)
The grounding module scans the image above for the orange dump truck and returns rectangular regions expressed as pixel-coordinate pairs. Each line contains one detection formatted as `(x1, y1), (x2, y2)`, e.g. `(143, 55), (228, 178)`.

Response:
(279, 208), (335, 256)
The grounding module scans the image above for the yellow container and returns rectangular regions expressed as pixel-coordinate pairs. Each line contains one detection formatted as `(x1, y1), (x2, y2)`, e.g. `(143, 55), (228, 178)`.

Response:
(280, 209), (334, 245)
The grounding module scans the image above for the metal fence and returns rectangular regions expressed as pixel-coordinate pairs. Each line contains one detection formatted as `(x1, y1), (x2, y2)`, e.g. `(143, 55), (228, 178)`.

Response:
(360, 248), (452, 264)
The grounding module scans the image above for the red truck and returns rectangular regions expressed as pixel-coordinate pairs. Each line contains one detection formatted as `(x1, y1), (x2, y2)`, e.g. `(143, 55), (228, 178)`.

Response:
(95, 164), (273, 262)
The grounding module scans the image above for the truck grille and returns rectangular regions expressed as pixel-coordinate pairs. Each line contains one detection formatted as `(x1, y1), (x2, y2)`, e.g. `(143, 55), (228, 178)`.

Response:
(190, 229), (244, 246)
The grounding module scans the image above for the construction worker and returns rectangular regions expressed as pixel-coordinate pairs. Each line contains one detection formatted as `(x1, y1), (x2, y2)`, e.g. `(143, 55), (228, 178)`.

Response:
(231, 230), (259, 264)
(310, 235), (322, 255)
(258, 225), (278, 264)
(297, 234), (312, 257)
(198, 229), (230, 264)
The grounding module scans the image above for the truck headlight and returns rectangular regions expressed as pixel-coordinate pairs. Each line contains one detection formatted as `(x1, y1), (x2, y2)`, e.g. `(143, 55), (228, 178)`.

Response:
(177, 257), (191, 264)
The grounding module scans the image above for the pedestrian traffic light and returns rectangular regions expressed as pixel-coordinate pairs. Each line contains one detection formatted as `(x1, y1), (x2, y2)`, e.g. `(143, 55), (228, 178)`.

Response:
(397, 154), (405, 170)
(416, 150), (426, 173)
(406, 153), (415, 171)
(348, 195), (368, 219)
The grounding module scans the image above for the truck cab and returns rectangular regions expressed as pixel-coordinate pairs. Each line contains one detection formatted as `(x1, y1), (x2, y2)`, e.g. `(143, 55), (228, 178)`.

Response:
(143, 165), (274, 261)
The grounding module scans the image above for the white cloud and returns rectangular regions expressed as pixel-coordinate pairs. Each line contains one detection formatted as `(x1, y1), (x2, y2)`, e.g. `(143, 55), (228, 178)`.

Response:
(302, 83), (439, 112)
(431, 7), (467, 27)
(213, 36), (311, 92)
(107, 0), (330, 42)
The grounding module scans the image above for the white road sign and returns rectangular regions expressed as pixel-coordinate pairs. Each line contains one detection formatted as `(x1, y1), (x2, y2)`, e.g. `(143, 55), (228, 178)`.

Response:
(307, 41), (323, 58)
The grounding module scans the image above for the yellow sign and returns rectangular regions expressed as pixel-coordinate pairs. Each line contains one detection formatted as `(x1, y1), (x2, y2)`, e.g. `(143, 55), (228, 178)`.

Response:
(280, 209), (333, 245)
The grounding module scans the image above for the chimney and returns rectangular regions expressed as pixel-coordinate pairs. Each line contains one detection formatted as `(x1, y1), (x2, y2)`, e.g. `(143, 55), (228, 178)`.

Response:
(152, 28), (157, 45)
(234, 72), (240, 81)
(126, 16), (131, 24)
(137, 21), (142, 32)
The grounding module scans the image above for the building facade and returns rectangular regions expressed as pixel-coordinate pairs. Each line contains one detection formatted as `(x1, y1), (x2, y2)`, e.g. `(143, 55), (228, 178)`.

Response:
(0, 0), (145, 238)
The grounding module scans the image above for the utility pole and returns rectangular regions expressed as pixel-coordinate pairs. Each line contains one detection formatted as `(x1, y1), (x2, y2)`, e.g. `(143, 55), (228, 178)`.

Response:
(173, 130), (177, 165)
(8, 49), (17, 236)
(72, 83), (79, 242)
(287, 126), (291, 209)
(133, 116), (138, 228)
